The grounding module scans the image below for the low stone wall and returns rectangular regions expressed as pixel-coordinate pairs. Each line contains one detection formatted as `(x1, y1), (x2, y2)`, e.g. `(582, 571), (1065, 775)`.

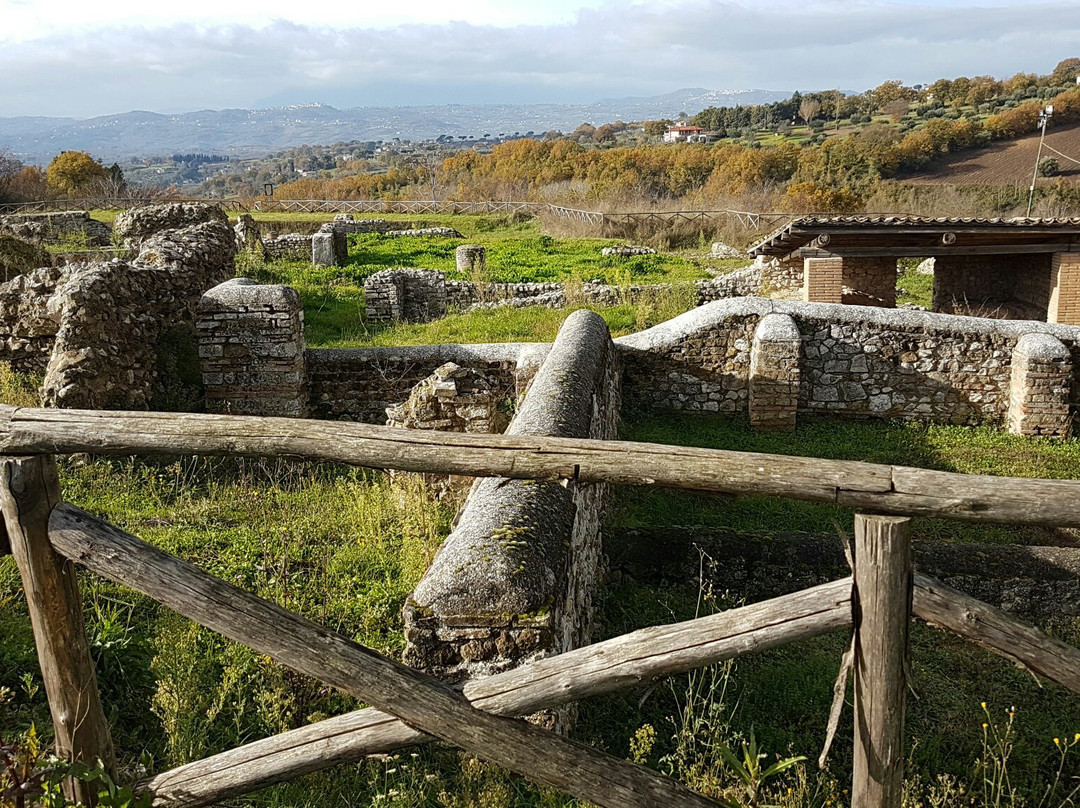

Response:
(403, 310), (620, 689)
(306, 342), (543, 423)
(365, 266), (798, 323)
(261, 233), (313, 261)
(0, 211), (112, 247)
(617, 297), (1080, 435)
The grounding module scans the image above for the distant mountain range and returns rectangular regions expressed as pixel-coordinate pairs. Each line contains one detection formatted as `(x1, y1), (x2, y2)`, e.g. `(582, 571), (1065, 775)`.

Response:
(0, 88), (791, 164)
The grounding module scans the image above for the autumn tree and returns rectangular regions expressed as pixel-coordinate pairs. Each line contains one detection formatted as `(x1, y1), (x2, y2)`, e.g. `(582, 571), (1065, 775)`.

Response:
(1050, 57), (1080, 86)
(45, 151), (110, 197)
(882, 98), (911, 122)
(798, 99), (822, 125)
(0, 148), (22, 202)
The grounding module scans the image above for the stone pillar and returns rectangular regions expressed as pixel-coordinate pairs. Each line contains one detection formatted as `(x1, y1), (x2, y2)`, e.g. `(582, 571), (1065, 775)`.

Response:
(312, 225), (348, 267)
(456, 245), (486, 275)
(1007, 332), (1072, 438)
(197, 278), (307, 417)
(804, 256), (844, 304)
(1048, 252), (1080, 326)
(363, 271), (403, 323)
(749, 313), (802, 431)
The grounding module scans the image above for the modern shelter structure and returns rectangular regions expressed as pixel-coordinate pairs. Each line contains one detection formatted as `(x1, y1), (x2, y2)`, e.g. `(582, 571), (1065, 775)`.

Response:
(749, 216), (1080, 325)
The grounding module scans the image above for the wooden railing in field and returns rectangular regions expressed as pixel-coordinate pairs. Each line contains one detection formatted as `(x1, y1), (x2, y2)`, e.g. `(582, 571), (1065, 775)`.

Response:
(2, 404), (1079, 807)
(0, 197), (788, 231)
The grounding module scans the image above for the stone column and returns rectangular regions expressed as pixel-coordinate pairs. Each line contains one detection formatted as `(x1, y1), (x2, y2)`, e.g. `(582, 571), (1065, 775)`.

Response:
(312, 224), (348, 267)
(197, 278), (308, 417)
(749, 313), (802, 431)
(1007, 332), (1072, 438)
(1048, 252), (1080, 326)
(804, 256), (844, 304)
(456, 245), (486, 274)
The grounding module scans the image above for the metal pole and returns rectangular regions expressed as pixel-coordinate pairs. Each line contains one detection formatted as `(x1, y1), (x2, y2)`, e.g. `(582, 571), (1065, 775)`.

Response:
(1027, 109), (1050, 218)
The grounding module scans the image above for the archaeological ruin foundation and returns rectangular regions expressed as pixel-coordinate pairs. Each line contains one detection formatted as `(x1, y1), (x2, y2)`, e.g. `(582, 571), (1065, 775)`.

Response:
(3, 205), (1080, 690)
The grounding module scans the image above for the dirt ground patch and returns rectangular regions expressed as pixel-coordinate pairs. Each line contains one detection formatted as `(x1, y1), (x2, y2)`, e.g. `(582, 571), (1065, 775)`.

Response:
(907, 120), (1080, 185)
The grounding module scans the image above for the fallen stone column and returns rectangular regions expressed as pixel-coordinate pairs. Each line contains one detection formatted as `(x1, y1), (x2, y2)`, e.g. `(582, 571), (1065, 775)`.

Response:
(403, 310), (620, 713)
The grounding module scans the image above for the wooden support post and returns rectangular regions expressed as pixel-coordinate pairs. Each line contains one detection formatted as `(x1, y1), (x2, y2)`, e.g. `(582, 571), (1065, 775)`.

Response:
(0, 456), (116, 803)
(852, 513), (911, 808)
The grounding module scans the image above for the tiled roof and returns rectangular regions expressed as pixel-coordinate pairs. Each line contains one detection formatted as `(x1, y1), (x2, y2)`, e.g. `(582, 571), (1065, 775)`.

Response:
(749, 215), (1080, 256)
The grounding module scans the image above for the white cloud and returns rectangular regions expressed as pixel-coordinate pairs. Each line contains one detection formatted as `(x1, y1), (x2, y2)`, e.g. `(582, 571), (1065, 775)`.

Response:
(0, 0), (612, 42)
(1, 0), (1079, 117)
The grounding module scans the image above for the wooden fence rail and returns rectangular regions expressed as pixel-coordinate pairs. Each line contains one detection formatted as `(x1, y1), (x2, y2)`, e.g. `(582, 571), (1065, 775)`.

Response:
(3, 405), (1080, 527)
(2, 406), (1080, 807)
(0, 197), (787, 232)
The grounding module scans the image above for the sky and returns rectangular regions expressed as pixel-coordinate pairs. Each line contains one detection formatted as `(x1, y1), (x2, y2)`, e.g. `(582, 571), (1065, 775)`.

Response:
(2, 0), (1080, 118)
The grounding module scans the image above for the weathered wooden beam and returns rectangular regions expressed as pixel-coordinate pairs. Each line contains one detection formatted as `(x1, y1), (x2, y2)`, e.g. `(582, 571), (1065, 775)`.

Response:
(47, 504), (719, 808)
(4, 406), (1080, 527)
(852, 514), (911, 808)
(142, 578), (853, 806)
(913, 573), (1080, 695)
(1, 458), (116, 803)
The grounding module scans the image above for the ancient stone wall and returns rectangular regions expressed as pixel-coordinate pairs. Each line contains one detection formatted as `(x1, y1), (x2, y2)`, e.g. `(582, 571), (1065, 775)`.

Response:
(261, 234), (313, 261)
(115, 202), (228, 250)
(366, 266), (787, 324)
(933, 254), (1052, 320)
(841, 257), (897, 307)
(617, 297), (1080, 434)
(0, 211), (111, 247)
(306, 343), (538, 422)
(0, 215), (236, 408)
(403, 310), (620, 688)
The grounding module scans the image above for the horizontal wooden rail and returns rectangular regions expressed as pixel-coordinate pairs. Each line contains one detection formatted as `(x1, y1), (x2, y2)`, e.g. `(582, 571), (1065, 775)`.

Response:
(47, 504), (719, 808)
(4, 406), (1080, 527)
(913, 573), (1080, 695)
(142, 578), (852, 805)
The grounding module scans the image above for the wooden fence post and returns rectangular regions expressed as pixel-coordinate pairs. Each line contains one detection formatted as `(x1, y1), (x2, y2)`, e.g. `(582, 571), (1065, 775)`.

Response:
(0, 456), (116, 803)
(852, 513), (912, 808)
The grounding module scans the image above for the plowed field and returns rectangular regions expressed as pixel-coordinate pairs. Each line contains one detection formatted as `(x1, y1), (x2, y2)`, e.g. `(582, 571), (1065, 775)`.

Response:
(907, 121), (1080, 185)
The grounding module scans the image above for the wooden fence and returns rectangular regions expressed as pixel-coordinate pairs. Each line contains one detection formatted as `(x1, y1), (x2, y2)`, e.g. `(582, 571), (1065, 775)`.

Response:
(2, 404), (1079, 807)
(0, 197), (790, 232)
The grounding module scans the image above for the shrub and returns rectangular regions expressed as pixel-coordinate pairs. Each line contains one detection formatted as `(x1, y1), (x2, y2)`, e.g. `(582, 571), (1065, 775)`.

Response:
(1039, 157), (1061, 177)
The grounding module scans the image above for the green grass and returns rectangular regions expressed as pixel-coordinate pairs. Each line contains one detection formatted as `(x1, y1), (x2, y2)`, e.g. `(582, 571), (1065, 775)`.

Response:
(897, 265), (934, 308)
(245, 249), (700, 348)
(1, 455), (456, 772)
(611, 410), (1080, 545)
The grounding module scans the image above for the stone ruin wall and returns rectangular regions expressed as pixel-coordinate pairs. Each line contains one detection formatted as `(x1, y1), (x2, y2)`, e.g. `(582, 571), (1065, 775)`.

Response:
(618, 297), (1079, 436)
(304, 343), (538, 423)
(0, 211), (112, 247)
(0, 203), (236, 409)
(402, 310), (620, 691)
(363, 258), (802, 324)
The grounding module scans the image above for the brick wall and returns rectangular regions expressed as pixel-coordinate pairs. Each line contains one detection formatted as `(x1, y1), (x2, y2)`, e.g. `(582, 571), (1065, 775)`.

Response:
(749, 313), (800, 431)
(1008, 333), (1073, 437)
(804, 257), (844, 303)
(1049, 252), (1080, 326)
